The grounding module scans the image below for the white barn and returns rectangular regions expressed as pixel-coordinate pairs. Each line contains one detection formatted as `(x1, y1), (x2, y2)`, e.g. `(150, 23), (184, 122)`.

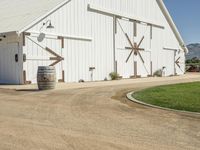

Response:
(0, 0), (188, 84)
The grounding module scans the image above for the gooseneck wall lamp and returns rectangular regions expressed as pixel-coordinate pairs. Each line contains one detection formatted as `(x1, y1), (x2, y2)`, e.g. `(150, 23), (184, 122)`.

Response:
(39, 20), (54, 31)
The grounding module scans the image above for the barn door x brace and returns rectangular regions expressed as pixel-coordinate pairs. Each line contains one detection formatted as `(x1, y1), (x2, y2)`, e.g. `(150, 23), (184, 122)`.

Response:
(117, 20), (150, 76)
(23, 32), (64, 66)
(175, 56), (184, 73)
(22, 32), (65, 84)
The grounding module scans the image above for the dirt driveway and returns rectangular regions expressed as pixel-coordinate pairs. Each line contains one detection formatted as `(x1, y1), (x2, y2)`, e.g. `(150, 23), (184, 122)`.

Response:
(0, 73), (200, 150)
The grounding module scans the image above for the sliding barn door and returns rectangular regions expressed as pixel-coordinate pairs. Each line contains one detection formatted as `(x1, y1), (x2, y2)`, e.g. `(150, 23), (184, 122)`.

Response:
(136, 23), (151, 77)
(115, 19), (134, 78)
(115, 19), (152, 78)
(23, 34), (63, 83)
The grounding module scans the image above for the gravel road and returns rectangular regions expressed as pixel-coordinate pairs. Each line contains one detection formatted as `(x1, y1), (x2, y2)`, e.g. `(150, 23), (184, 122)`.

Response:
(0, 74), (200, 150)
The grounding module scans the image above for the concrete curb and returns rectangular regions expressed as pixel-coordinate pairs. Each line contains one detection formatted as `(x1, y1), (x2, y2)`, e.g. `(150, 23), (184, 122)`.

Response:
(127, 92), (200, 116)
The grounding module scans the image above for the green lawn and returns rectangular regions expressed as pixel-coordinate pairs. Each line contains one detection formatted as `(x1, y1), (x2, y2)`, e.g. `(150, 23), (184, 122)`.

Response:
(133, 82), (200, 113)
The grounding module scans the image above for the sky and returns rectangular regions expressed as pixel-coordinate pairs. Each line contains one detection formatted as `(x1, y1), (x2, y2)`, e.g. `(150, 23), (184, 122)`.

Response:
(164, 0), (200, 44)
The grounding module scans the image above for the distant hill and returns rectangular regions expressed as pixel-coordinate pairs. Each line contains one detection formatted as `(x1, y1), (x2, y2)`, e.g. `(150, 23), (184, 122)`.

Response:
(186, 43), (200, 60)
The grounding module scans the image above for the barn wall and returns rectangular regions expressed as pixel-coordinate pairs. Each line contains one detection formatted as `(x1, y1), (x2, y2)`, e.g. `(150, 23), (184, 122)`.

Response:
(23, 0), (185, 83)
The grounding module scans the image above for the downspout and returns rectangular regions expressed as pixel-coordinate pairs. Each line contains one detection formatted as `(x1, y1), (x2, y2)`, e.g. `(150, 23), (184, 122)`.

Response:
(156, 0), (188, 53)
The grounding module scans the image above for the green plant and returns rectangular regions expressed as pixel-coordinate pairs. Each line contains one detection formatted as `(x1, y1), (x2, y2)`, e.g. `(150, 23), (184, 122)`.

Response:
(153, 69), (162, 77)
(109, 72), (119, 80)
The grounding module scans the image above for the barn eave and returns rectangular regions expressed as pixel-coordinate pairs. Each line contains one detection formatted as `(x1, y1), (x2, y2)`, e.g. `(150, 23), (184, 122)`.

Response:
(157, 0), (188, 53)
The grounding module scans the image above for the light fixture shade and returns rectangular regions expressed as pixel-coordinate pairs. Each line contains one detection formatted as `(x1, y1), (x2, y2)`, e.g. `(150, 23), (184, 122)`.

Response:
(46, 22), (54, 29)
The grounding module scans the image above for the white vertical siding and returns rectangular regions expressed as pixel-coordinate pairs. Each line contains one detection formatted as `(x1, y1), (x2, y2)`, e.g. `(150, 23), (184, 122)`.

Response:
(150, 26), (164, 74)
(162, 50), (175, 76)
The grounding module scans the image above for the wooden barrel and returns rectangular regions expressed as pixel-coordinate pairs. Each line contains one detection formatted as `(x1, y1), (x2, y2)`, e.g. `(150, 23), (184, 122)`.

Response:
(37, 66), (56, 90)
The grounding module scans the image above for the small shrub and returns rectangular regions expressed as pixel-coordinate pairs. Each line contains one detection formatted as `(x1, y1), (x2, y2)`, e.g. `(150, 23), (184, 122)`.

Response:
(109, 72), (120, 80)
(153, 69), (162, 77)
(79, 79), (85, 83)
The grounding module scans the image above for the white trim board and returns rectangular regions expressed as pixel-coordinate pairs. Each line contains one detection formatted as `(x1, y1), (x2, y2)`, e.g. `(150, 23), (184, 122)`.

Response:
(88, 4), (164, 29)
(28, 31), (93, 42)
(163, 47), (179, 51)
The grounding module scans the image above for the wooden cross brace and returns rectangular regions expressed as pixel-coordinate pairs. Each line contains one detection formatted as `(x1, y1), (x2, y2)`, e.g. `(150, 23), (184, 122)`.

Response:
(125, 47), (144, 51)
(26, 36), (64, 66)
(175, 57), (185, 73)
(175, 57), (181, 68)
(116, 20), (145, 63)
(125, 34), (145, 63)
(45, 47), (64, 66)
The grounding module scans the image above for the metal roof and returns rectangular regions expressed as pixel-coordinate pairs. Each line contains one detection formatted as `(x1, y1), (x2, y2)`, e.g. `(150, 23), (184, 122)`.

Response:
(0, 0), (66, 33)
